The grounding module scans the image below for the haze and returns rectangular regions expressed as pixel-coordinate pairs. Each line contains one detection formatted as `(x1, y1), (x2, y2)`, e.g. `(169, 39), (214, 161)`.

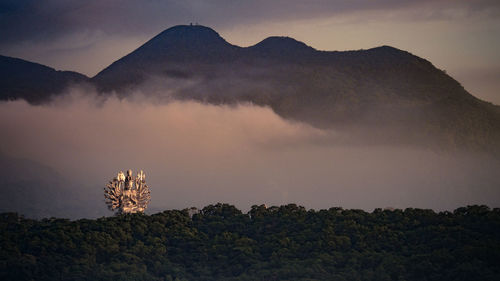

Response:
(1, 90), (499, 218)
(1, 1), (500, 218)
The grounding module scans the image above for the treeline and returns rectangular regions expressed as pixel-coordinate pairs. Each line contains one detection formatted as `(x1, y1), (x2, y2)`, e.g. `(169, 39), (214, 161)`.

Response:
(1, 204), (500, 280)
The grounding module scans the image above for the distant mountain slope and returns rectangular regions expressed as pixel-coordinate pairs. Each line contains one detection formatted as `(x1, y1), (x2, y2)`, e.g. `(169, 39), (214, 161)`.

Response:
(0, 55), (88, 103)
(0, 152), (103, 219)
(1, 25), (499, 151)
(92, 25), (241, 92)
(93, 25), (500, 152)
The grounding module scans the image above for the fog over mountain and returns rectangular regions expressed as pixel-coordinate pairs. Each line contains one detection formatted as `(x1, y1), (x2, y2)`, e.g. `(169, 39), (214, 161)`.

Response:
(3, 25), (500, 153)
(93, 25), (500, 153)
(0, 25), (499, 218)
(0, 91), (499, 219)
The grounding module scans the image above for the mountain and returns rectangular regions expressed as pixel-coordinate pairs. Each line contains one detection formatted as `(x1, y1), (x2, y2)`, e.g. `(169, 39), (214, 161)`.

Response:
(92, 25), (240, 92)
(1, 25), (499, 152)
(93, 25), (500, 152)
(0, 55), (88, 103)
(0, 152), (104, 219)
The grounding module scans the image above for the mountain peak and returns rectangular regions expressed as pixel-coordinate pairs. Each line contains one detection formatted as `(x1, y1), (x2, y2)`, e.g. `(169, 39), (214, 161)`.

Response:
(250, 36), (315, 55)
(140, 25), (230, 50)
(112, 24), (238, 65)
(366, 45), (410, 56)
(156, 25), (221, 39)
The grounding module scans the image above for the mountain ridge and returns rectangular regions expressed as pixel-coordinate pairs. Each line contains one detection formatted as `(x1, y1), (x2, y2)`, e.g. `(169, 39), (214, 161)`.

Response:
(0, 55), (88, 103)
(89, 25), (500, 152)
(1, 25), (499, 152)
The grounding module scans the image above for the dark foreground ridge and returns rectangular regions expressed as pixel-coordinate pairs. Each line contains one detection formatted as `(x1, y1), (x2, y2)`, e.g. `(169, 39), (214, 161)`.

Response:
(1, 204), (499, 280)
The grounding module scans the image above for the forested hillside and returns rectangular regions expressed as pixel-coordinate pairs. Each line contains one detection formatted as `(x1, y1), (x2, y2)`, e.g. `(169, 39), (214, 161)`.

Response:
(1, 204), (499, 280)
(92, 25), (500, 153)
(2, 25), (500, 152)
(0, 55), (88, 103)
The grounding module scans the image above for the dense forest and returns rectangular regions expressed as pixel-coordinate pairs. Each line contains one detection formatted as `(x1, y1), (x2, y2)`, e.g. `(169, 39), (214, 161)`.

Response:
(1, 204), (499, 280)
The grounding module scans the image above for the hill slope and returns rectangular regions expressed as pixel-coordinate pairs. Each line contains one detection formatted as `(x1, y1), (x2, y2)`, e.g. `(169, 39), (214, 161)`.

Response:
(1, 25), (499, 151)
(92, 25), (241, 92)
(93, 25), (500, 152)
(0, 152), (103, 219)
(0, 55), (88, 103)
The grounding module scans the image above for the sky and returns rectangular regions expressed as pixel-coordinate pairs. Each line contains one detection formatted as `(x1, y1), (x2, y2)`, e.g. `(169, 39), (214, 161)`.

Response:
(0, 0), (499, 104)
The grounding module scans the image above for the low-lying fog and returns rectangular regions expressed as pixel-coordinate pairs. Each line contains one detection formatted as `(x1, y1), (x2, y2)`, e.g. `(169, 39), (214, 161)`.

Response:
(1, 89), (499, 218)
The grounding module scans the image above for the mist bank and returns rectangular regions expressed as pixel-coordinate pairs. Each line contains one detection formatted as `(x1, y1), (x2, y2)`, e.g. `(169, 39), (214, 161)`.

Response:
(3, 25), (500, 155)
(0, 91), (499, 218)
(88, 25), (500, 154)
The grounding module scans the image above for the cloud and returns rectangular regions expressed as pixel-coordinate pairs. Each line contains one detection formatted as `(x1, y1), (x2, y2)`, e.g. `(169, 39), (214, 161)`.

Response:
(1, 0), (498, 47)
(0, 90), (499, 218)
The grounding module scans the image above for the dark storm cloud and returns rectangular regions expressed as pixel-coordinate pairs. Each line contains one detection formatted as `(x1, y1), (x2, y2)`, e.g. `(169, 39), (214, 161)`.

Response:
(1, 0), (499, 47)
